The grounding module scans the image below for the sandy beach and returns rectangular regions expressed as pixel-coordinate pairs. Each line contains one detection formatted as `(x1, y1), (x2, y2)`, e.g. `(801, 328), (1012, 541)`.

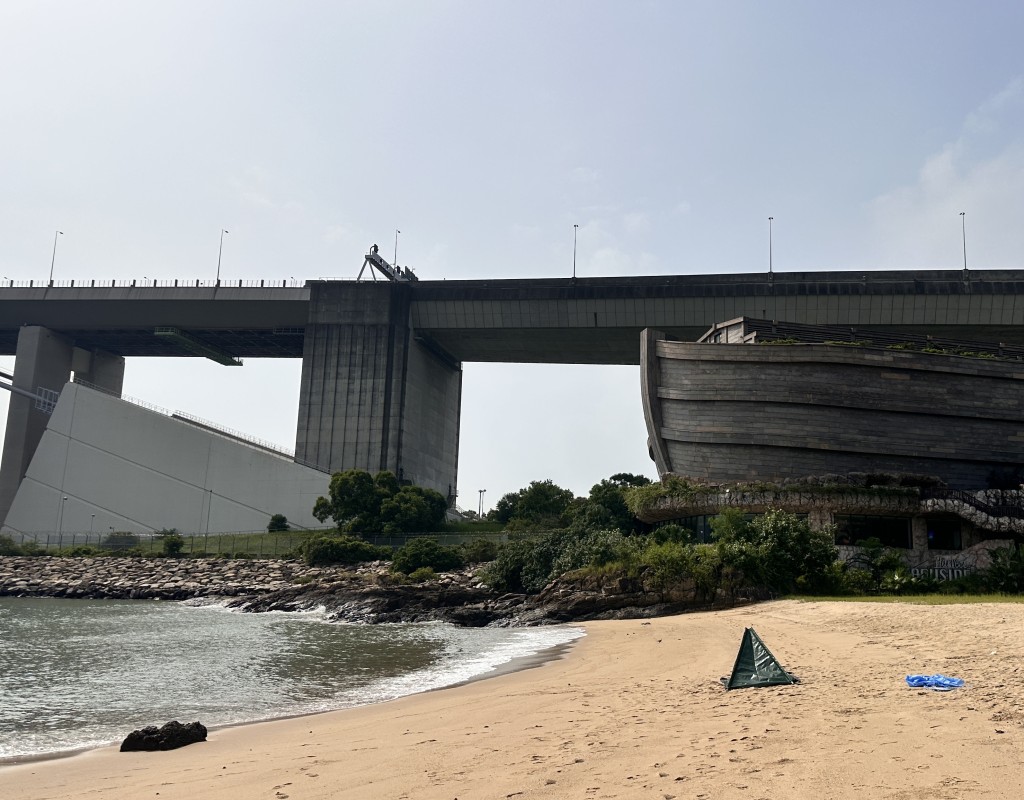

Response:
(5, 599), (1024, 800)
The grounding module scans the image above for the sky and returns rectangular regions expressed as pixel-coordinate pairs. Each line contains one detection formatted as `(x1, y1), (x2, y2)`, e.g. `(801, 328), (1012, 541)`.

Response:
(2, 1), (1023, 515)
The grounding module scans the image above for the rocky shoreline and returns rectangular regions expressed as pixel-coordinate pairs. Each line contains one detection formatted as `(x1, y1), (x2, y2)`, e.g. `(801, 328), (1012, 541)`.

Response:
(0, 555), (716, 626)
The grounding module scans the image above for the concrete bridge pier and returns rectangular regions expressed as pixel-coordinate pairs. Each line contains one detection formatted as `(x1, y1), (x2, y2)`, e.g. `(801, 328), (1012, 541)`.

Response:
(295, 282), (462, 501)
(0, 326), (124, 526)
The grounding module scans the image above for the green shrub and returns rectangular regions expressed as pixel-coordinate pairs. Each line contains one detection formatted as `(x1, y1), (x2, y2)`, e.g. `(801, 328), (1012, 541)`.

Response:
(551, 528), (636, 576)
(267, 514), (289, 532)
(983, 547), (1024, 593)
(102, 532), (140, 551)
(879, 567), (939, 595)
(651, 524), (695, 545)
(940, 572), (988, 594)
(391, 538), (464, 574)
(460, 538), (499, 563)
(685, 543), (725, 602)
(110, 547), (145, 558)
(301, 534), (391, 566)
(59, 545), (103, 557)
(160, 532), (185, 557)
(24, 541), (44, 556)
(0, 534), (24, 555)
(637, 540), (691, 589)
(483, 533), (567, 594)
(624, 476), (714, 517)
(748, 510), (838, 593)
(840, 567), (875, 595)
(408, 566), (437, 583)
(714, 539), (765, 596)
(846, 537), (906, 592)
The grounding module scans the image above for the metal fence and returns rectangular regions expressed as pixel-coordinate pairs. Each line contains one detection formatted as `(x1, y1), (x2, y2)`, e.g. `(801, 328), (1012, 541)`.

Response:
(361, 531), (509, 548)
(1, 528), (509, 558)
(2, 530), (320, 558)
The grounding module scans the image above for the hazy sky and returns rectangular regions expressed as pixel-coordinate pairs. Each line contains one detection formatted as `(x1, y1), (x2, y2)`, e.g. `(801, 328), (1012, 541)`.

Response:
(2, 1), (1023, 514)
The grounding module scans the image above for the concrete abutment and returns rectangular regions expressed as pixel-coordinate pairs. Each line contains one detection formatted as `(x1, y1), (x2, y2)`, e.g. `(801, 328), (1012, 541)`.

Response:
(0, 326), (124, 525)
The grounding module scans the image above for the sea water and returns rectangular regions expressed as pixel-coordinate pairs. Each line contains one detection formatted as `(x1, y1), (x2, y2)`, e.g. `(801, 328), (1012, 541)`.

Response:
(0, 597), (583, 761)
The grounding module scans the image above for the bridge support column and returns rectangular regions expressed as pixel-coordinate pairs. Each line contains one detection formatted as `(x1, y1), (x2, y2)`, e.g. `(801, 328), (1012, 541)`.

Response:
(0, 326), (124, 526)
(295, 283), (462, 501)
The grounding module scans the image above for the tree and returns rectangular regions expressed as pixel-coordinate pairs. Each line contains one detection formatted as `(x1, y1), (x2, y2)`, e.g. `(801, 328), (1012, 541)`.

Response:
(313, 469), (382, 531)
(491, 479), (576, 527)
(577, 473), (652, 534)
(712, 508), (839, 594)
(267, 514), (289, 532)
(313, 469), (448, 534)
(380, 486), (449, 534)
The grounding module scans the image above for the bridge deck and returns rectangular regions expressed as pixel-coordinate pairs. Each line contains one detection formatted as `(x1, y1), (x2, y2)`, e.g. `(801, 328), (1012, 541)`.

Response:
(2, 270), (1023, 363)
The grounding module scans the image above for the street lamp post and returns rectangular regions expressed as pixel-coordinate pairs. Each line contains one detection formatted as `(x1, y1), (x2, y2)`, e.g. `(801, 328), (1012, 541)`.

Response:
(573, 224), (579, 278)
(57, 495), (68, 534)
(90, 514), (95, 535)
(49, 230), (63, 284)
(216, 229), (229, 284)
(394, 229), (401, 266)
(478, 489), (486, 518)
(960, 212), (967, 272)
(573, 221), (581, 278)
(768, 217), (774, 275)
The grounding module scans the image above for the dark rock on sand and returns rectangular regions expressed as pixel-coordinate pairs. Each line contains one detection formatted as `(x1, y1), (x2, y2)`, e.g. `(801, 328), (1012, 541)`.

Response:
(120, 720), (208, 752)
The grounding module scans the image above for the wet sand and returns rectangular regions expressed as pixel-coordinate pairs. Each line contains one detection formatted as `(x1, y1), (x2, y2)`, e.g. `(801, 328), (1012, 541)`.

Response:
(5, 599), (1024, 799)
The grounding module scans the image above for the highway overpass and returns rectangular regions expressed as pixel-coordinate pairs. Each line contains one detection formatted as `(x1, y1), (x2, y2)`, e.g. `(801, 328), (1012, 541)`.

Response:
(3, 268), (1024, 525)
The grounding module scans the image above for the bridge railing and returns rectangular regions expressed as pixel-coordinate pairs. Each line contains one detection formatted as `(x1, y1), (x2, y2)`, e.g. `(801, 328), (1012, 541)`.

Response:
(2, 278), (308, 289)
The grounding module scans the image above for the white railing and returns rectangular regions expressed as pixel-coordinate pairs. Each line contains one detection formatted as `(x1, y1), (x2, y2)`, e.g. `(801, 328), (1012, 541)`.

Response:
(171, 411), (295, 457)
(72, 378), (295, 457)
(72, 378), (175, 417)
(1, 278), (309, 289)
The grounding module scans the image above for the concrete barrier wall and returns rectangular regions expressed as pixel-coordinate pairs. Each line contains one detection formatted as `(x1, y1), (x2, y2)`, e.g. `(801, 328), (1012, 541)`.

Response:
(2, 384), (329, 535)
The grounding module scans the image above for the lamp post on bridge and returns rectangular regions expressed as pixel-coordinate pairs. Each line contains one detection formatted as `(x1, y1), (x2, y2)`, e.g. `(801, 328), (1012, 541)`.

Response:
(573, 224), (579, 278)
(216, 229), (229, 285)
(49, 230), (63, 285)
(768, 217), (774, 275)
(960, 212), (968, 273)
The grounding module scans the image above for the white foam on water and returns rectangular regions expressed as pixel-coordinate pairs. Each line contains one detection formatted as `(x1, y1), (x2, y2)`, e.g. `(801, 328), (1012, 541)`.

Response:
(0, 597), (585, 761)
(334, 625), (586, 709)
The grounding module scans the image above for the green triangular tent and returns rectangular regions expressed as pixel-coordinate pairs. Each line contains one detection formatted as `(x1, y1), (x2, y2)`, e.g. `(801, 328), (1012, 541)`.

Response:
(722, 627), (797, 689)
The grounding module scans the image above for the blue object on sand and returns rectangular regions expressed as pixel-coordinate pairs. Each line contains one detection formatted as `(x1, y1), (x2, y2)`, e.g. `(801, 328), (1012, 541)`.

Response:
(906, 674), (965, 691)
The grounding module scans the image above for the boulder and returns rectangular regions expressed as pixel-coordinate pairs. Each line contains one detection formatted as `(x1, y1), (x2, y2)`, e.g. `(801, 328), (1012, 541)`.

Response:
(120, 720), (208, 752)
